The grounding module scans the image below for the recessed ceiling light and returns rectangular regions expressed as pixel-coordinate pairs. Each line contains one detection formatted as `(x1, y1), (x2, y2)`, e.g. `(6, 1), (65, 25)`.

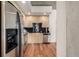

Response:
(27, 12), (31, 15)
(44, 12), (47, 15)
(21, 1), (26, 3)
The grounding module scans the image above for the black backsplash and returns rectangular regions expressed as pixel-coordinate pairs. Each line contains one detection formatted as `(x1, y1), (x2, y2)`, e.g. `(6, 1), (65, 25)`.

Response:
(6, 29), (18, 53)
(24, 27), (49, 35)
(24, 28), (33, 33)
(24, 23), (49, 35)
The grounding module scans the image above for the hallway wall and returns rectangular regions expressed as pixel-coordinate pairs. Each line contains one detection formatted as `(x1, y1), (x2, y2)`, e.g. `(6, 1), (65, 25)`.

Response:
(56, 1), (79, 57)
(5, 2), (17, 56)
(48, 10), (56, 42)
(66, 1), (79, 57)
(56, 1), (66, 57)
(3, 1), (24, 57)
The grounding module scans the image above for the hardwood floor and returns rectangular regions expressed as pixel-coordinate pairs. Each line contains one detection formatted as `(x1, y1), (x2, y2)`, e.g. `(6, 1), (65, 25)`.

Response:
(23, 43), (56, 57)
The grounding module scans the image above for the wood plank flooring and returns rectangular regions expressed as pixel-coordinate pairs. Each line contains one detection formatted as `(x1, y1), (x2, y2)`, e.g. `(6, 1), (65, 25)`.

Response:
(24, 43), (56, 57)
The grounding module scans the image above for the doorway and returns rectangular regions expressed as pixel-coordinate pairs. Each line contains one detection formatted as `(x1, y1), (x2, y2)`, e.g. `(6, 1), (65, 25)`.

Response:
(23, 14), (56, 57)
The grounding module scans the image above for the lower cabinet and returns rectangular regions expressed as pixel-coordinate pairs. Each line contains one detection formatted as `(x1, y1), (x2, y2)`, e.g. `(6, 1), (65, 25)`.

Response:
(27, 33), (43, 43)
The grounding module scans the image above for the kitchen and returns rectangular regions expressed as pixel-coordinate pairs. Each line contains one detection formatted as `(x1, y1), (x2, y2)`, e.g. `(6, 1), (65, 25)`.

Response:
(1, 1), (56, 57)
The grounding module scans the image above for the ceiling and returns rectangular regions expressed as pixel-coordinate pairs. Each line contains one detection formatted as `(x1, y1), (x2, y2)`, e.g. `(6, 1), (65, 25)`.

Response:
(31, 1), (56, 9)
(14, 1), (56, 15)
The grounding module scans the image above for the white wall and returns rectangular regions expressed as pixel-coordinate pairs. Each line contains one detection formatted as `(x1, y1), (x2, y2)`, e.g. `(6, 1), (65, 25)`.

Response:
(66, 1), (79, 57)
(5, 2), (17, 57)
(56, 1), (66, 57)
(5, 12), (17, 28)
(48, 10), (56, 42)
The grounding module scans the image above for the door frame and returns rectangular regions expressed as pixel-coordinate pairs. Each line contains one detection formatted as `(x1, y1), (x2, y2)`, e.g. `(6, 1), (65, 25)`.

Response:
(56, 1), (66, 57)
(0, 1), (1, 57)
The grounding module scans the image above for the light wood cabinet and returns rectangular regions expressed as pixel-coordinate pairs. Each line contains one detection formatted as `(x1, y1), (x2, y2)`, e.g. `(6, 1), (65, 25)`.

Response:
(43, 35), (48, 43)
(27, 33), (43, 43)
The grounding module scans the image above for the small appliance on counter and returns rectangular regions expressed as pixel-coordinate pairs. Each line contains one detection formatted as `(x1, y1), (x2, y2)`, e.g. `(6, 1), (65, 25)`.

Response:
(32, 23), (42, 33)
(23, 28), (28, 35)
